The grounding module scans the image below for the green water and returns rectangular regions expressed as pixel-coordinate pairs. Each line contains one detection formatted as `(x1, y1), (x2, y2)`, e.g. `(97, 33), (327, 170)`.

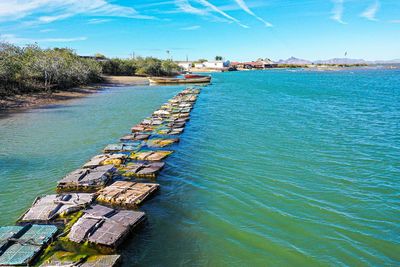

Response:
(0, 70), (399, 266)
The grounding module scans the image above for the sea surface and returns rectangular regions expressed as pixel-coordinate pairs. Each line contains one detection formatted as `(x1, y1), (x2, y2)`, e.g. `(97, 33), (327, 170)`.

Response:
(0, 69), (399, 266)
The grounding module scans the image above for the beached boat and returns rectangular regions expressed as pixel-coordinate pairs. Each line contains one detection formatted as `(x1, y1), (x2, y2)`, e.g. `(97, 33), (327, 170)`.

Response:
(184, 74), (208, 79)
(148, 76), (211, 84)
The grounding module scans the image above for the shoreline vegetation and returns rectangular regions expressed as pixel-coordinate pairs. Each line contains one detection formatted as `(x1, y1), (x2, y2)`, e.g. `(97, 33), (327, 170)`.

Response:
(0, 42), (178, 112)
(0, 42), (179, 97)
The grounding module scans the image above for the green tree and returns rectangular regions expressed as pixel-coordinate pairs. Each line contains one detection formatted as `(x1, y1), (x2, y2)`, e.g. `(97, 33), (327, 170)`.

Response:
(101, 58), (136, 76)
(196, 58), (207, 63)
(161, 60), (179, 76)
(135, 57), (163, 76)
(94, 53), (106, 59)
(0, 42), (102, 96)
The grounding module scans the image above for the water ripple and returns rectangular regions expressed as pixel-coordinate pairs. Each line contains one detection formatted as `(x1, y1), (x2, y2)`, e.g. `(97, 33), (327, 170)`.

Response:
(1, 70), (399, 266)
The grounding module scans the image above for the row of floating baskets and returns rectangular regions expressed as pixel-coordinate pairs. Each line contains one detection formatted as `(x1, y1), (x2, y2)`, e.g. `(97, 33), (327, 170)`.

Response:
(0, 87), (202, 266)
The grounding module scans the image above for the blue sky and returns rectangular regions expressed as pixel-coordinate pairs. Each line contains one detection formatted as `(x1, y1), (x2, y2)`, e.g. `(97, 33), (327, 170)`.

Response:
(1, 0), (399, 61)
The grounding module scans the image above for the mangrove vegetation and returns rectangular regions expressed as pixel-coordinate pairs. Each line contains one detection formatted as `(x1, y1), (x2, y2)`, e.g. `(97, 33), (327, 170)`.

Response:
(0, 42), (102, 96)
(0, 42), (180, 97)
(100, 57), (179, 77)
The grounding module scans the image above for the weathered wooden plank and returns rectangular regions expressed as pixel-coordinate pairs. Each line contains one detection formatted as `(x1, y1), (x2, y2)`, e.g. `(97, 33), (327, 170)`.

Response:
(129, 150), (173, 161)
(20, 193), (93, 223)
(83, 154), (126, 168)
(58, 165), (116, 191)
(68, 205), (145, 248)
(119, 161), (165, 178)
(96, 181), (159, 208)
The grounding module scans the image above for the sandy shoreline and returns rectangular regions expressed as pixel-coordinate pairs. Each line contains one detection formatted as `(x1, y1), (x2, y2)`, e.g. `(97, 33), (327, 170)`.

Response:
(0, 76), (149, 113)
(101, 75), (149, 86)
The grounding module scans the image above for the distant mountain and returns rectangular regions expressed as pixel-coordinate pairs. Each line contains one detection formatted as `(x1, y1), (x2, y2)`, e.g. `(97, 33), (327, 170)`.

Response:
(277, 57), (311, 65)
(314, 58), (367, 65)
(271, 57), (400, 65)
(369, 59), (400, 64)
(316, 58), (400, 65)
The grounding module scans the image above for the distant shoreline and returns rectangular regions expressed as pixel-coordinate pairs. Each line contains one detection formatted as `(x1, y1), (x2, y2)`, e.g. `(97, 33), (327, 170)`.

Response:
(189, 64), (400, 73)
(0, 76), (149, 114)
(234, 64), (400, 71)
(2, 66), (398, 114)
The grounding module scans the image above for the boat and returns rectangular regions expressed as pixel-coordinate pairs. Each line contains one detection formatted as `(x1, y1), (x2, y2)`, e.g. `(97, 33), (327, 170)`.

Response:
(148, 76), (211, 84)
(184, 74), (207, 79)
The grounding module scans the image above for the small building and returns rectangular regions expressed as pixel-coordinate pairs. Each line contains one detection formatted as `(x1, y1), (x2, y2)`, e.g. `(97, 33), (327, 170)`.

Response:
(230, 62), (244, 69)
(194, 63), (206, 68)
(194, 61), (230, 70)
(203, 61), (230, 69)
(237, 60), (278, 69)
(177, 61), (193, 71)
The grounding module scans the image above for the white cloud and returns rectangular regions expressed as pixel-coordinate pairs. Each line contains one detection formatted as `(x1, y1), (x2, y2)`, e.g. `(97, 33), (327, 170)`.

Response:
(331, 0), (346, 24)
(234, 0), (272, 27)
(360, 1), (379, 21)
(137, 1), (176, 9)
(38, 13), (72, 23)
(40, 37), (87, 42)
(87, 18), (111, 24)
(173, 0), (248, 28)
(0, 1), (44, 20)
(1, 34), (87, 44)
(195, 0), (249, 28)
(219, 1), (269, 12)
(180, 25), (201, 30)
(0, 0), (154, 24)
(175, 0), (206, 15)
(39, 29), (55, 33)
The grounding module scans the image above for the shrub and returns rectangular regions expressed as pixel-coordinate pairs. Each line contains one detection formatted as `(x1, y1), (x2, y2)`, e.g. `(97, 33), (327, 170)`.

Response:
(0, 42), (102, 96)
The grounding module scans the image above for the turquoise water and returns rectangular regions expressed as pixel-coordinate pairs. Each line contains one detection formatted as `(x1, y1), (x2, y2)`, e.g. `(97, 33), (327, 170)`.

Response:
(0, 69), (399, 266)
